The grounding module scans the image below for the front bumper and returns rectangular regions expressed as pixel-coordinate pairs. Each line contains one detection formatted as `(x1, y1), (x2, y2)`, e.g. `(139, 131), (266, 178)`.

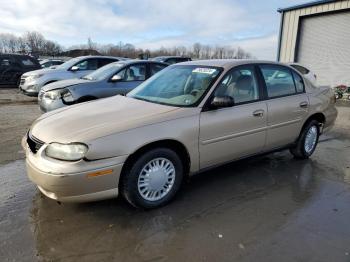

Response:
(23, 136), (126, 203)
(19, 85), (39, 97)
(19, 77), (42, 97)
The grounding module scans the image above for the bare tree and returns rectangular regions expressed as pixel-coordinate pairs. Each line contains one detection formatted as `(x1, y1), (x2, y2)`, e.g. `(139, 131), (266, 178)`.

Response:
(192, 42), (201, 59)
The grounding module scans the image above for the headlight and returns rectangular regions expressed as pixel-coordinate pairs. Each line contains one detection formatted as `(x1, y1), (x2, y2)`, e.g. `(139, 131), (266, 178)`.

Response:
(45, 143), (88, 161)
(44, 89), (64, 100)
(27, 74), (43, 81)
(62, 90), (74, 103)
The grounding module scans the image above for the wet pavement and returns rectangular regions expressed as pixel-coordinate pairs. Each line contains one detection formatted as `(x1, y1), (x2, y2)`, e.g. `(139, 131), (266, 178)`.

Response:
(1, 94), (350, 261)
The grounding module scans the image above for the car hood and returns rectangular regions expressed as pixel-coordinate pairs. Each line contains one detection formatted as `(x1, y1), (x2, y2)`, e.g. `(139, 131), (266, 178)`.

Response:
(41, 78), (91, 92)
(30, 96), (194, 143)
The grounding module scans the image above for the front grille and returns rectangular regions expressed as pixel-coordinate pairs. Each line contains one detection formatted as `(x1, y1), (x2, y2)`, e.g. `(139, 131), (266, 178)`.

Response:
(27, 133), (44, 154)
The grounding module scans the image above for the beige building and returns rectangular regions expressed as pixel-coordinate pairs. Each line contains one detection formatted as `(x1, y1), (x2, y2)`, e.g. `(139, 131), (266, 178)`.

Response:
(277, 0), (350, 87)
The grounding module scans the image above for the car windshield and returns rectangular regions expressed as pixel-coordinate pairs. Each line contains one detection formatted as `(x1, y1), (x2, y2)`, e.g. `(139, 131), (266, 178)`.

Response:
(82, 62), (125, 81)
(127, 65), (221, 107)
(55, 57), (82, 70)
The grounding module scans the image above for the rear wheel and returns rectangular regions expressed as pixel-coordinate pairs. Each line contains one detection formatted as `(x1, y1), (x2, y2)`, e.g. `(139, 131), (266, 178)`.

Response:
(121, 148), (183, 209)
(290, 120), (320, 159)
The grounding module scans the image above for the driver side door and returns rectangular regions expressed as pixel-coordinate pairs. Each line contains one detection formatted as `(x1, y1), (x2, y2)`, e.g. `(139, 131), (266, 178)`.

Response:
(199, 65), (267, 169)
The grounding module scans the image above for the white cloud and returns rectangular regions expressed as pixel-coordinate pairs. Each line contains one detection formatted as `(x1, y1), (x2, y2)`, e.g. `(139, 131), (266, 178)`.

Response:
(0, 0), (282, 59)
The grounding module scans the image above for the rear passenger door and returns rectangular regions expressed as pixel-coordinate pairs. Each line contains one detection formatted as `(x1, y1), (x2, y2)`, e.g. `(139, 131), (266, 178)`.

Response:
(259, 64), (309, 150)
(199, 65), (267, 169)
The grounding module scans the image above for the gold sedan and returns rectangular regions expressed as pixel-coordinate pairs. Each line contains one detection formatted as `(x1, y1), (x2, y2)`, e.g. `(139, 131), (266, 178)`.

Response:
(23, 60), (337, 208)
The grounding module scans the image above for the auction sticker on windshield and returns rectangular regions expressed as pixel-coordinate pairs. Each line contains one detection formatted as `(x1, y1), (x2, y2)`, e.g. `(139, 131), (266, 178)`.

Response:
(192, 68), (217, 74)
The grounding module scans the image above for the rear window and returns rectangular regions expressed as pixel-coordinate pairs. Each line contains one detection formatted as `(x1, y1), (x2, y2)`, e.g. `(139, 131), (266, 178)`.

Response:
(260, 65), (296, 98)
(290, 64), (309, 75)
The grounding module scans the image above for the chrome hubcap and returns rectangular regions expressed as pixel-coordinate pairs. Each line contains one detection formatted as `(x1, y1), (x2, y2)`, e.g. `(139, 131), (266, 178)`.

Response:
(304, 125), (318, 154)
(137, 158), (175, 201)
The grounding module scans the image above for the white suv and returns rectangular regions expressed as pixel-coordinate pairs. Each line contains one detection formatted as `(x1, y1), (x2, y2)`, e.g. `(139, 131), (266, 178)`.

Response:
(19, 56), (125, 96)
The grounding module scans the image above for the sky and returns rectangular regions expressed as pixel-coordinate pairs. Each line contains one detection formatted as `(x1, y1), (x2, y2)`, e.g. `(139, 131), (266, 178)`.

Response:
(0, 0), (307, 60)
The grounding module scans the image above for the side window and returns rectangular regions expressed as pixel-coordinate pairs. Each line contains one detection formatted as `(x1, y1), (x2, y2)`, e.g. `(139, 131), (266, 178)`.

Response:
(260, 65), (296, 98)
(292, 71), (305, 93)
(20, 58), (35, 67)
(166, 58), (177, 65)
(75, 59), (98, 70)
(98, 58), (114, 68)
(215, 66), (260, 104)
(150, 64), (167, 76)
(123, 64), (146, 81)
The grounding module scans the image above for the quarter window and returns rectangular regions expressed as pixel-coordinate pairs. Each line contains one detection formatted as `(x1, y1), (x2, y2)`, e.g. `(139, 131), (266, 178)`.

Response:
(292, 71), (305, 93)
(214, 66), (260, 104)
(260, 65), (296, 98)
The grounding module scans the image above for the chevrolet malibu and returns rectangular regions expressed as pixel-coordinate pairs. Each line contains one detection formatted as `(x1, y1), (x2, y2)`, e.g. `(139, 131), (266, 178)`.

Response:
(23, 60), (337, 209)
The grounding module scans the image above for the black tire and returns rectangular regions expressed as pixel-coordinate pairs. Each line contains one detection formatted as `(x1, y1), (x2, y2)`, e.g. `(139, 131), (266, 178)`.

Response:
(347, 95), (350, 100)
(121, 148), (184, 209)
(290, 120), (320, 159)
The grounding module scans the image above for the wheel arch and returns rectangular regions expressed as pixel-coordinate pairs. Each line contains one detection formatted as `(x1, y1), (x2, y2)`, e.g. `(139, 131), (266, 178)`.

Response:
(77, 95), (98, 102)
(118, 139), (191, 189)
(301, 112), (326, 135)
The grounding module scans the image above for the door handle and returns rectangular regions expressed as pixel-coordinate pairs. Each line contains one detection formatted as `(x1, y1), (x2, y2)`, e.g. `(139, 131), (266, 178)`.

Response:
(299, 101), (308, 108)
(252, 109), (264, 117)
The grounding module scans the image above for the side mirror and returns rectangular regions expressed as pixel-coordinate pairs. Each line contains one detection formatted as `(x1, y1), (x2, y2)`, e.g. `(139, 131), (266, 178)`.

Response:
(70, 66), (79, 72)
(210, 96), (235, 108)
(110, 74), (122, 82)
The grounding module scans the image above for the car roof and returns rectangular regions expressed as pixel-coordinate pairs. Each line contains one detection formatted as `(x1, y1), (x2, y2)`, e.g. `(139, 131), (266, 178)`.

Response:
(109, 60), (168, 66)
(74, 55), (128, 60)
(175, 59), (283, 69)
(153, 56), (190, 59)
(0, 54), (34, 58)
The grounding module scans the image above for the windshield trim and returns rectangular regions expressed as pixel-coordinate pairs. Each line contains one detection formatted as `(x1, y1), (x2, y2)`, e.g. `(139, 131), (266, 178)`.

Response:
(128, 65), (223, 108)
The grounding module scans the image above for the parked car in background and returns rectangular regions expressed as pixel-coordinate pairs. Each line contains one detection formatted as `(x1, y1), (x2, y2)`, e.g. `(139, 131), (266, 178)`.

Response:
(0, 54), (41, 87)
(334, 85), (350, 100)
(24, 60), (337, 208)
(38, 60), (168, 112)
(151, 56), (191, 65)
(288, 63), (317, 84)
(40, 59), (64, 68)
(19, 56), (125, 96)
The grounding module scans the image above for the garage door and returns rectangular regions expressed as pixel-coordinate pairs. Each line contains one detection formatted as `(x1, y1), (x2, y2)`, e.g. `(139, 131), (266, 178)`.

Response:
(297, 11), (350, 87)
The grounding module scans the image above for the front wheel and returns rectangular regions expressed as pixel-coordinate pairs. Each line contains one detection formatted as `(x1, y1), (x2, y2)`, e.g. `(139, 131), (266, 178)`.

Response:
(121, 148), (184, 209)
(290, 120), (320, 159)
